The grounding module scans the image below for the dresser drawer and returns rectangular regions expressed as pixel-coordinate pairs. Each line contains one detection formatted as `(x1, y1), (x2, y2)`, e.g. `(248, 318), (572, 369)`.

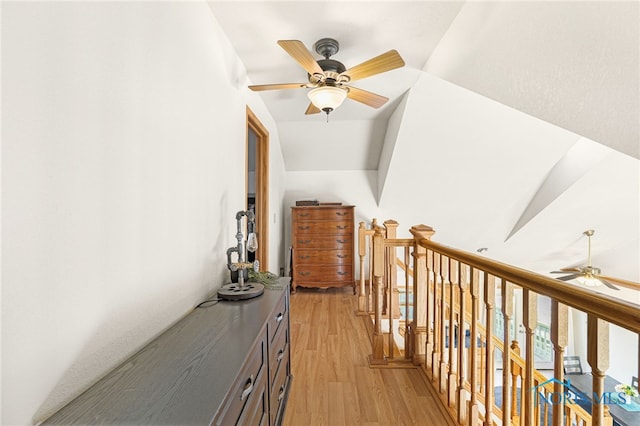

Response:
(267, 293), (287, 345)
(295, 265), (353, 282)
(293, 220), (352, 235)
(213, 331), (267, 426)
(269, 316), (289, 390)
(236, 364), (269, 426)
(294, 249), (352, 265)
(293, 207), (352, 221)
(294, 235), (353, 249)
(270, 349), (291, 426)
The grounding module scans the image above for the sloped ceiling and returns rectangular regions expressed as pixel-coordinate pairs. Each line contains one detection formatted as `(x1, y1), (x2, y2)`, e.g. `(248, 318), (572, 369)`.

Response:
(425, 1), (639, 159)
(209, 1), (638, 171)
(208, 0), (465, 170)
(208, 1), (639, 296)
(378, 73), (639, 300)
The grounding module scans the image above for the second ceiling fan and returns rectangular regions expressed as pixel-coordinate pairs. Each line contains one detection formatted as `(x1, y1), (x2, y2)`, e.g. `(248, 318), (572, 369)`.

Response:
(249, 38), (405, 117)
(550, 229), (640, 291)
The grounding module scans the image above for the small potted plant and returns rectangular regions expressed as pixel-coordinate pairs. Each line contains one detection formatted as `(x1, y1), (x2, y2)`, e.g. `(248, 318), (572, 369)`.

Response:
(615, 383), (639, 404)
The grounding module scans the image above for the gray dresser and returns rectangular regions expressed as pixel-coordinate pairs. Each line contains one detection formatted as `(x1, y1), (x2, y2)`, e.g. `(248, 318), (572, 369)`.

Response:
(43, 278), (291, 425)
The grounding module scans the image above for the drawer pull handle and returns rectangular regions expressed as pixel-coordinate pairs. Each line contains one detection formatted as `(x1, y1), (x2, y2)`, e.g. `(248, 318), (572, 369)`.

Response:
(299, 213), (310, 217)
(278, 385), (286, 401)
(337, 254), (346, 259)
(336, 225), (348, 230)
(336, 212), (347, 216)
(337, 239), (347, 244)
(337, 271), (348, 276)
(240, 375), (254, 401)
(300, 255), (310, 259)
(277, 349), (285, 362)
(276, 312), (284, 323)
(299, 226), (310, 230)
(299, 271), (311, 276)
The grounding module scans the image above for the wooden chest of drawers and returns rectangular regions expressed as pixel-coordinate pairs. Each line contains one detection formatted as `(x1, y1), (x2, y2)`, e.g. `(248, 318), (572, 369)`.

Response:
(291, 205), (355, 293)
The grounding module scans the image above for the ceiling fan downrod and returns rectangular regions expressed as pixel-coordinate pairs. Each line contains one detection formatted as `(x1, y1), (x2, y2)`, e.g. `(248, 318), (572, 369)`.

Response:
(583, 229), (594, 267)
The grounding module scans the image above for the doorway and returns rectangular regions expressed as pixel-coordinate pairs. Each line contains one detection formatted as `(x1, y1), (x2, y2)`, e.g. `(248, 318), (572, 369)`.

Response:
(246, 107), (269, 269)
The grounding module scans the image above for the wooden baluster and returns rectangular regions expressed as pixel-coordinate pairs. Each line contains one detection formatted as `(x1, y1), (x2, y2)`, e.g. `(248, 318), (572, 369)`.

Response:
(587, 315), (610, 426)
(357, 221), (368, 314)
(425, 248), (434, 369)
(523, 289), (537, 426)
(510, 340), (522, 425)
(384, 220), (399, 360)
(501, 279), (514, 426)
(432, 252), (442, 380)
(457, 262), (469, 424)
(440, 255), (450, 393)
(448, 258), (459, 406)
(483, 274), (496, 426)
(467, 267), (480, 426)
(551, 300), (568, 426)
(403, 245), (412, 359)
(410, 225), (435, 367)
(369, 225), (387, 365)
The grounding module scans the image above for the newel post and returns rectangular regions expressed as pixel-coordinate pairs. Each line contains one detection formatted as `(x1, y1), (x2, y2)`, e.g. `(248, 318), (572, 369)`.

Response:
(357, 221), (368, 314)
(368, 225), (387, 365)
(410, 224), (435, 367)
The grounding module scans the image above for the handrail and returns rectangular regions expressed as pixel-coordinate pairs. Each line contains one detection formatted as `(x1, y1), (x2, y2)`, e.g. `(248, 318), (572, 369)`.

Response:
(359, 219), (639, 426)
(418, 238), (640, 333)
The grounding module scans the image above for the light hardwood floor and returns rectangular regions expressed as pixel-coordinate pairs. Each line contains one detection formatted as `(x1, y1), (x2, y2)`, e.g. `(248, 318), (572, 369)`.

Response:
(283, 287), (456, 426)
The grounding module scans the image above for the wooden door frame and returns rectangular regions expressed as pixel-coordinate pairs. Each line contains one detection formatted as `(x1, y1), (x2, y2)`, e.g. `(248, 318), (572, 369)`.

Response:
(246, 106), (269, 269)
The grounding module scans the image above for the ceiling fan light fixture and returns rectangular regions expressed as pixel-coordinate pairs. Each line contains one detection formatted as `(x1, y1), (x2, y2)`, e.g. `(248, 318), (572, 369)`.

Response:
(307, 86), (348, 115)
(577, 274), (601, 287)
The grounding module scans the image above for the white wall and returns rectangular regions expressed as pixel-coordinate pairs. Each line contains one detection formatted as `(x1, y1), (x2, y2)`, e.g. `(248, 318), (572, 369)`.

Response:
(1, 3), (285, 424)
(377, 91), (409, 203)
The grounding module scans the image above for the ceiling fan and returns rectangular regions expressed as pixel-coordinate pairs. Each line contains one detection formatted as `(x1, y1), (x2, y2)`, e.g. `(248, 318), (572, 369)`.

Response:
(248, 38), (405, 117)
(550, 230), (640, 291)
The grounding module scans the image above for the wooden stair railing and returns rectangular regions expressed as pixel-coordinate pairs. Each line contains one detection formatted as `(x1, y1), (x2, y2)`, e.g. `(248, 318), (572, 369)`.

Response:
(361, 219), (639, 426)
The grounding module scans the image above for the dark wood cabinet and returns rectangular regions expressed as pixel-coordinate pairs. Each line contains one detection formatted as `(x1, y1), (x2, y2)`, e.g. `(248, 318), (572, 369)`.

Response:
(291, 205), (355, 293)
(43, 280), (291, 426)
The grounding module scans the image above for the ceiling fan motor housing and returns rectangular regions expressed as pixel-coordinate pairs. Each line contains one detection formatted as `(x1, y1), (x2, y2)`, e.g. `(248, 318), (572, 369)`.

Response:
(308, 38), (346, 86)
(314, 38), (340, 58)
(308, 59), (346, 86)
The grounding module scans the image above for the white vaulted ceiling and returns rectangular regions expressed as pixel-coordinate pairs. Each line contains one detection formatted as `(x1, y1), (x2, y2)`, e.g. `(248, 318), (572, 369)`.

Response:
(209, 1), (638, 172)
(208, 0), (466, 170)
(207, 1), (639, 297)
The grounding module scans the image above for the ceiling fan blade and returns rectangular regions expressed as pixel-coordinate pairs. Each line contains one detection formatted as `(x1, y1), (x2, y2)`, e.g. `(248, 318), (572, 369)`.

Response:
(305, 103), (321, 115)
(346, 86), (389, 109)
(598, 274), (640, 291)
(340, 50), (405, 82)
(556, 273), (582, 281)
(596, 278), (620, 291)
(249, 83), (307, 92)
(550, 267), (581, 274)
(277, 40), (324, 76)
